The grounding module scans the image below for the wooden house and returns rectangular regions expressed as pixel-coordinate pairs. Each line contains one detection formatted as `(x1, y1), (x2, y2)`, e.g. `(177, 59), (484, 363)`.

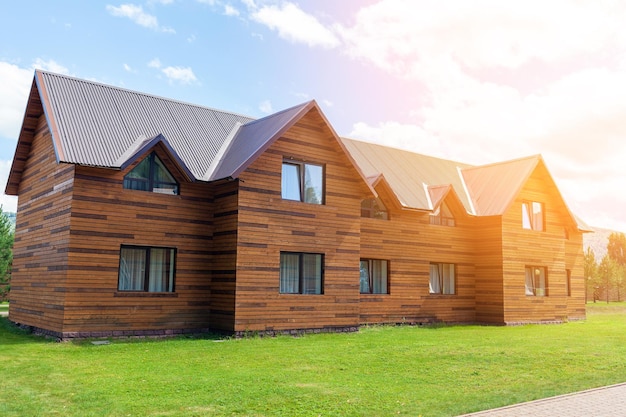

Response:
(5, 71), (588, 339)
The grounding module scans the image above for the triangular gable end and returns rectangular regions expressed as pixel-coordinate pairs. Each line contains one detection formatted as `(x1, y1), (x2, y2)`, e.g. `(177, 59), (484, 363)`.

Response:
(427, 184), (469, 218)
(462, 155), (540, 217)
(115, 133), (195, 182)
(367, 173), (404, 211)
(204, 100), (378, 199)
(5, 75), (49, 195)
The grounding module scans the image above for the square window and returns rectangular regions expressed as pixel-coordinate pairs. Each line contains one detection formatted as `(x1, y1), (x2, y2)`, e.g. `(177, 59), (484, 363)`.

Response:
(429, 263), (455, 295)
(280, 252), (323, 294)
(360, 259), (389, 294)
(281, 160), (324, 204)
(525, 266), (547, 296)
(522, 201), (544, 231)
(118, 245), (176, 292)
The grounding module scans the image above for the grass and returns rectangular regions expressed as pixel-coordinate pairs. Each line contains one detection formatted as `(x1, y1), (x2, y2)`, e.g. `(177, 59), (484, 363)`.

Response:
(1, 304), (626, 417)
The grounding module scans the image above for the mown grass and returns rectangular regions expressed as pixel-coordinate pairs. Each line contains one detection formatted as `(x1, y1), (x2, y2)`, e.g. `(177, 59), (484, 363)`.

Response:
(1, 303), (626, 417)
(0, 302), (8, 312)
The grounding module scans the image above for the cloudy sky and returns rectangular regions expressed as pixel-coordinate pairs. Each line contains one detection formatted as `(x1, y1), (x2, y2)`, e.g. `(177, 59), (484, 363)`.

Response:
(1, 0), (625, 231)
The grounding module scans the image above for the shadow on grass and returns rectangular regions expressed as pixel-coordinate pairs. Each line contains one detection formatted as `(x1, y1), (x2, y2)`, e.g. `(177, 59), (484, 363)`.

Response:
(0, 317), (53, 346)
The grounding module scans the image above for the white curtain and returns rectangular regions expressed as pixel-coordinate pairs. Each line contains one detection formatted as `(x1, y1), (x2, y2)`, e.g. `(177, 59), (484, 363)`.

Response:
(430, 263), (454, 294)
(302, 254), (322, 294)
(280, 253), (300, 293)
(525, 267), (535, 295)
(119, 247), (145, 290)
(372, 260), (388, 294)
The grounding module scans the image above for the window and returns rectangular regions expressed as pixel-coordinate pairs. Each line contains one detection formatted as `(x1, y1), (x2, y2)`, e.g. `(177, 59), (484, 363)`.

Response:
(522, 201), (544, 231)
(118, 245), (176, 292)
(525, 266), (547, 296)
(281, 160), (324, 204)
(124, 152), (179, 195)
(566, 269), (571, 297)
(430, 202), (455, 226)
(360, 259), (389, 294)
(361, 198), (388, 220)
(280, 252), (323, 294)
(429, 263), (455, 295)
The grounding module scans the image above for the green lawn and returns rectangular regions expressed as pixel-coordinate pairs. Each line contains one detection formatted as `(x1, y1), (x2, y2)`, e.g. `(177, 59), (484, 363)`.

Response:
(0, 302), (8, 313)
(1, 304), (626, 417)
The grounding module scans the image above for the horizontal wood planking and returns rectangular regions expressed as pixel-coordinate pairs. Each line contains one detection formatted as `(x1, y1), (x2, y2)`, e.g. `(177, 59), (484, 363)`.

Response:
(9, 115), (73, 332)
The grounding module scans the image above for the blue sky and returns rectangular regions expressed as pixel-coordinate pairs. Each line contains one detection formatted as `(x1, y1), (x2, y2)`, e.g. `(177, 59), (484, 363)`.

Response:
(1, 0), (626, 232)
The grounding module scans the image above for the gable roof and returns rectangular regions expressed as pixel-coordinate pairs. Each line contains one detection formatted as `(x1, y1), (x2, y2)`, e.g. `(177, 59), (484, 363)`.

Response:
(461, 155), (541, 216)
(204, 101), (316, 181)
(340, 138), (473, 211)
(9, 70), (255, 187)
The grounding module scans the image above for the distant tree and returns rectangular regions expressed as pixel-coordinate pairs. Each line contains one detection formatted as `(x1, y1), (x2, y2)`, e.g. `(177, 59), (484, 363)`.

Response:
(0, 206), (14, 301)
(584, 247), (599, 302)
(607, 232), (626, 301)
(599, 255), (619, 303)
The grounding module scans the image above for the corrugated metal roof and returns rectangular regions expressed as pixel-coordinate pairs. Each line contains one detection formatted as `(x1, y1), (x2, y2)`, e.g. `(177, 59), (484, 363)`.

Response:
(340, 138), (473, 211)
(36, 70), (254, 179)
(462, 156), (540, 216)
(206, 101), (315, 181)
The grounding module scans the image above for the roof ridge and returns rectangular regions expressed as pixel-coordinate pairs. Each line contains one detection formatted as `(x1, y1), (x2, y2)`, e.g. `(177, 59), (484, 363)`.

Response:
(340, 137), (473, 167)
(35, 69), (256, 121)
(462, 154), (542, 172)
(242, 100), (315, 127)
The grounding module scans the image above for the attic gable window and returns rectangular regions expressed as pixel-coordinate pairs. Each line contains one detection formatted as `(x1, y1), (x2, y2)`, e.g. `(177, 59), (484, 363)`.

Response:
(430, 202), (455, 226)
(281, 160), (324, 204)
(522, 201), (544, 231)
(361, 198), (388, 220)
(124, 152), (179, 195)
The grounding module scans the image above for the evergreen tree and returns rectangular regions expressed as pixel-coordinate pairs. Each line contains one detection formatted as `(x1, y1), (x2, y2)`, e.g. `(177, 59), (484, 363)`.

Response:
(584, 247), (599, 302)
(0, 206), (14, 302)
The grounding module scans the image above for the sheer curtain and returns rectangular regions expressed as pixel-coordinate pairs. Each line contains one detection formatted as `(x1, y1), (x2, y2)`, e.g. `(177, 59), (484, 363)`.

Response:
(280, 253), (300, 293)
(372, 260), (388, 294)
(302, 254), (322, 294)
(429, 264), (441, 294)
(148, 248), (175, 292)
(119, 247), (145, 290)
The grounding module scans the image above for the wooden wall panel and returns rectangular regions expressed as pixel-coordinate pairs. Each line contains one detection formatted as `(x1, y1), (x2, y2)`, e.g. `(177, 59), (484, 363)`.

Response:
(56, 145), (218, 336)
(234, 109), (367, 332)
(500, 163), (586, 323)
(9, 115), (73, 334)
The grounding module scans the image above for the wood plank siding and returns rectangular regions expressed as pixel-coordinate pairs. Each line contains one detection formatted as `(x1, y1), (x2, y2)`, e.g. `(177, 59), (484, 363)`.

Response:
(500, 163), (585, 324)
(8, 76), (586, 338)
(9, 115), (74, 334)
(234, 108), (369, 332)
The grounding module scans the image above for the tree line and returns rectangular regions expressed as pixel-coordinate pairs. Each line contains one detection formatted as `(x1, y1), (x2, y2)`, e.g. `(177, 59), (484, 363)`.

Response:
(585, 232), (626, 303)
(0, 206), (13, 301)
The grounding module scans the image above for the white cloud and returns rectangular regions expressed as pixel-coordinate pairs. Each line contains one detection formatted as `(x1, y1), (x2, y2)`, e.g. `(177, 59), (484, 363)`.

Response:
(148, 58), (162, 68)
(0, 62), (32, 140)
(0, 159), (17, 213)
(161, 66), (197, 84)
(106, 3), (175, 33)
(32, 58), (70, 75)
(259, 99), (273, 114)
(123, 63), (135, 73)
(224, 4), (239, 17)
(336, 0), (626, 230)
(249, 2), (340, 49)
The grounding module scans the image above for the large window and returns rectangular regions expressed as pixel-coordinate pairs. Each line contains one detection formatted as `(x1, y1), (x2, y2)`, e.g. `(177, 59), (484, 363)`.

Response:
(522, 201), (544, 231)
(118, 245), (176, 292)
(525, 266), (547, 296)
(430, 202), (455, 226)
(429, 263), (455, 295)
(280, 252), (323, 294)
(124, 152), (179, 195)
(361, 198), (388, 220)
(360, 259), (389, 294)
(281, 160), (324, 204)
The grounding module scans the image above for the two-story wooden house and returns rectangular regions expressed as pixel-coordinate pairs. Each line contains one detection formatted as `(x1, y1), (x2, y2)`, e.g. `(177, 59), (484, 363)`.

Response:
(5, 71), (588, 339)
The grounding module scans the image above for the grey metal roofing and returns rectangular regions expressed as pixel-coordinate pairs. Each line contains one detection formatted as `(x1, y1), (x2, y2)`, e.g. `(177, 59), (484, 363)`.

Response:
(36, 70), (255, 179)
(205, 101), (315, 181)
(340, 137), (474, 211)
